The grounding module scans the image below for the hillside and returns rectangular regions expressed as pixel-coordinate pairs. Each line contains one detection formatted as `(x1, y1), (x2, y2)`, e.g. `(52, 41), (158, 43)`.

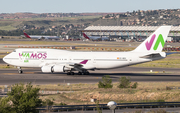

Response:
(91, 9), (180, 26)
(1, 9), (180, 36)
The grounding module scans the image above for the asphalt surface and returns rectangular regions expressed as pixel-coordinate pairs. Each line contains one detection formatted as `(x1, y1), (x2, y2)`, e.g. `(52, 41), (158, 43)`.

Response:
(1, 39), (180, 47)
(0, 67), (180, 85)
(0, 58), (5, 64)
(59, 108), (180, 113)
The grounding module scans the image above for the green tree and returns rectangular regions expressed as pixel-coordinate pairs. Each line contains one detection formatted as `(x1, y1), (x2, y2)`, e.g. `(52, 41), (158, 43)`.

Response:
(98, 75), (113, 88)
(118, 77), (138, 88)
(7, 82), (42, 113)
(0, 97), (13, 113)
(118, 76), (131, 88)
(96, 100), (102, 113)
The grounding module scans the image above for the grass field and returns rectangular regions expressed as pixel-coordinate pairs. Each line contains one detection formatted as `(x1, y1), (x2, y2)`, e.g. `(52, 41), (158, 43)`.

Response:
(132, 54), (180, 68)
(0, 20), (22, 30)
(1, 82), (180, 105)
(6, 82), (178, 105)
(0, 16), (100, 31)
(0, 40), (104, 46)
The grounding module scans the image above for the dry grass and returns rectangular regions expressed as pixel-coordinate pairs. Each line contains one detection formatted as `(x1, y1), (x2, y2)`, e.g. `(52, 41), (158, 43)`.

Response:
(1, 82), (180, 105)
(0, 64), (14, 68)
(133, 54), (180, 68)
(34, 82), (180, 105)
(0, 40), (107, 47)
(0, 55), (5, 58)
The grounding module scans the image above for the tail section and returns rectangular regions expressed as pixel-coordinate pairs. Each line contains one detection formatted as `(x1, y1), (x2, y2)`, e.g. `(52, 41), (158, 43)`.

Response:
(23, 32), (31, 39)
(133, 26), (171, 53)
(82, 33), (90, 39)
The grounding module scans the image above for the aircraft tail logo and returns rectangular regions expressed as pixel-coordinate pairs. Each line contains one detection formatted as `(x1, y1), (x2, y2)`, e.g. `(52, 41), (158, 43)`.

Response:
(133, 26), (171, 53)
(153, 34), (165, 50)
(23, 32), (31, 39)
(82, 33), (90, 39)
(145, 34), (165, 51)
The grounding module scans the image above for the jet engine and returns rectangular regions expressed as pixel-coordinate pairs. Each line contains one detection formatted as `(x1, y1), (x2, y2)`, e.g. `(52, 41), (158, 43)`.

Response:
(41, 66), (53, 73)
(41, 65), (71, 73)
(52, 65), (71, 73)
(52, 65), (65, 72)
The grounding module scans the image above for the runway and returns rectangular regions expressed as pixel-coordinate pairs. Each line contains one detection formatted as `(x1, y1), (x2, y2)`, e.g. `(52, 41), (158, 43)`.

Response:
(0, 58), (5, 64)
(0, 67), (180, 85)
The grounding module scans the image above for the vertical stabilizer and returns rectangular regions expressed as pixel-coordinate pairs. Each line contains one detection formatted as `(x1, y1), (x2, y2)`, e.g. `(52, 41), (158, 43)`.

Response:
(133, 26), (171, 53)
(23, 32), (31, 39)
(82, 33), (90, 39)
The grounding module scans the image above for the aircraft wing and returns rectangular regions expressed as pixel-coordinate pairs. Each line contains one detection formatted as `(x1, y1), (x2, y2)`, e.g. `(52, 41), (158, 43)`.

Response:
(40, 60), (89, 72)
(69, 60), (88, 66)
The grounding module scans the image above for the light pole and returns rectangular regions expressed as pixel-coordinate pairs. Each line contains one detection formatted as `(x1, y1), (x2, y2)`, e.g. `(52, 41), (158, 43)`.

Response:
(107, 101), (117, 113)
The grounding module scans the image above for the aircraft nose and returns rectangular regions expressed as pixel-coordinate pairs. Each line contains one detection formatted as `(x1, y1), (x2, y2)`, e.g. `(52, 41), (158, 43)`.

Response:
(3, 55), (8, 63)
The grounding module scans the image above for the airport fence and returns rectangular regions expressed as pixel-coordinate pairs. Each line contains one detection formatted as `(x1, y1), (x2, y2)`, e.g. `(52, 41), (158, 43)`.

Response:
(37, 102), (180, 112)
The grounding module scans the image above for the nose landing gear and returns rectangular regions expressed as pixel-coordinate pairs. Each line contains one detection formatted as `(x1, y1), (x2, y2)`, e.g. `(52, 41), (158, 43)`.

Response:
(18, 67), (23, 74)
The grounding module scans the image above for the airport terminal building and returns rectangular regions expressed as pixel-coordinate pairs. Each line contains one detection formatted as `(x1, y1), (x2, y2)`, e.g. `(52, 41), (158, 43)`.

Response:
(82, 26), (180, 41)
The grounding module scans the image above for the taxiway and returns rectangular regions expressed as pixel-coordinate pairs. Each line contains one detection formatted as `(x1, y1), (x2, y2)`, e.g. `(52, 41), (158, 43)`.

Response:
(0, 67), (180, 85)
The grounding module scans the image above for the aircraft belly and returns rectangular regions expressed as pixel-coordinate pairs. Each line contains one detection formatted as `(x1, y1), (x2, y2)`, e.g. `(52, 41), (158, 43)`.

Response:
(96, 61), (129, 69)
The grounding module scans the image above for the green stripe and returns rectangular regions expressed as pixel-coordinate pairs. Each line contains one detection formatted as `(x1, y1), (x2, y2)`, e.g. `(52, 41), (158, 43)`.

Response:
(153, 34), (165, 50)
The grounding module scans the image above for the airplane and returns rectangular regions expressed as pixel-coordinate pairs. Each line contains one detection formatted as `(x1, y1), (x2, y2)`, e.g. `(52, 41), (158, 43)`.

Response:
(3, 26), (171, 75)
(23, 32), (60, 40)
(82, 33), (110, 41)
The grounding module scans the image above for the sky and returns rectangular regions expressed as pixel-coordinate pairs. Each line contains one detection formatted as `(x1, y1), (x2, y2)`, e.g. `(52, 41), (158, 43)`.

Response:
(0, 0), (180, 13)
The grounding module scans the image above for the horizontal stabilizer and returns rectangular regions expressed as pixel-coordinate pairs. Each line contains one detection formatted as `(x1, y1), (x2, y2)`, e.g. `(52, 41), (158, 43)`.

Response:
(140, 52), (166, 59)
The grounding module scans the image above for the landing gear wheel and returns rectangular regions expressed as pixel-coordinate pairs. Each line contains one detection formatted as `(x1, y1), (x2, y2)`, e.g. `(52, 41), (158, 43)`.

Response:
(78, 72), (82, 75)
(83, 70), (89, 75)
(18, 70), (23, 74)
(67, 72), (74, 75)
(70, 72), (74, 75)
(85, 72), (89, 75)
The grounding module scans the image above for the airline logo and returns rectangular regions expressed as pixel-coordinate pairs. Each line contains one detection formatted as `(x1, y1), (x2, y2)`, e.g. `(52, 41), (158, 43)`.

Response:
(82, 33), (90, 39)
(19, 53), (47, 59)
(23, 32), (31, 38)
(145, 34), (165, 51)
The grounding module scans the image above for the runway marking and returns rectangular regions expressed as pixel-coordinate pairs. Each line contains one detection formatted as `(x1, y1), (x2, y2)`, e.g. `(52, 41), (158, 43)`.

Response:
(2, 72), (35, 75)
(24, 72), (35, 74)
(2, 73), (17, 75)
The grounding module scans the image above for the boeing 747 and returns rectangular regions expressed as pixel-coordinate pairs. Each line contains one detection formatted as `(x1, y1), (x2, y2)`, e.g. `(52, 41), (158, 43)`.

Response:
(3, 26), (171, 75)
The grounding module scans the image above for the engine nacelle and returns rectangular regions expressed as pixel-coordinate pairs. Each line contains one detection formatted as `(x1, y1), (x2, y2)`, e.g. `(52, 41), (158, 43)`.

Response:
(52, 65), (65, 72)
(41, 66), (53, 73)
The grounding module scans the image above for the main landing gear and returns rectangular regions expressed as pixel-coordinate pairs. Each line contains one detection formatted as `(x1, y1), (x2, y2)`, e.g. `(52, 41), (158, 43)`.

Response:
(78, 70), (89, 75)
(67, 72), (74, 75)
(66, 70), (90, 75)
(18, 67), (23, 74)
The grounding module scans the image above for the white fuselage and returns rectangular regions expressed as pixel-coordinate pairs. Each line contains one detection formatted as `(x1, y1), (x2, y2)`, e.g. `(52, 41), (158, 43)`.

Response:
(88, 36), (109, 41)
(29, 36), (59, 40)
(3, 48), (165, 70)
